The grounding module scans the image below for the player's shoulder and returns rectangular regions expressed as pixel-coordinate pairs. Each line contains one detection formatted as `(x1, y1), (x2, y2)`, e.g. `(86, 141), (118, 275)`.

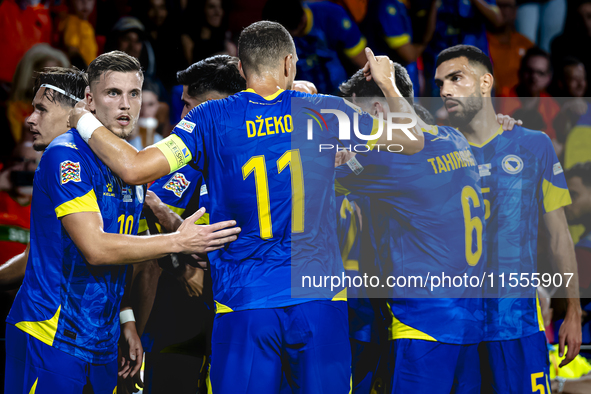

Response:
(42, 130), (92, 164)
(508, 125), (553, 152)
(426, 125), (469, 146)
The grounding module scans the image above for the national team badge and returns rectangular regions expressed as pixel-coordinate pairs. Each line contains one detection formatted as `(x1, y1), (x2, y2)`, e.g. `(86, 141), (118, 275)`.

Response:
(60, 161), (81, 184)
(163, 173), (191, 198)
(176, 119), (196, 133)
(501, 155), (524, 175)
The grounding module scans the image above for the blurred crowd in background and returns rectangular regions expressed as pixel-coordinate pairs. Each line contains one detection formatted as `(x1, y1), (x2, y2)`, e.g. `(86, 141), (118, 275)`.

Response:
(1, 0), (591, 160)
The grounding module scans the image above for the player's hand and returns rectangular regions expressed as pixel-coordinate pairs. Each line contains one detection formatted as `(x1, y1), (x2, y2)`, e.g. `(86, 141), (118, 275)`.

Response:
(67, 99), (92, 129)
(335, 150), (357, 167)
(175, 207), (241, 254)
(362, 48), (394, 90)
(177, 263), (205, 297)
(119, 320), (143, 379)
(496, 113), (523, 131)
(558, 308), (583, 367)
(293, 80), (318, 94)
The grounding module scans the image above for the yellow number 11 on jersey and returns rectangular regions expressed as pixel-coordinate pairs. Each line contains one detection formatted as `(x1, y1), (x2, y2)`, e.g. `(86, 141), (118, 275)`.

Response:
(242, 149), (305, 239)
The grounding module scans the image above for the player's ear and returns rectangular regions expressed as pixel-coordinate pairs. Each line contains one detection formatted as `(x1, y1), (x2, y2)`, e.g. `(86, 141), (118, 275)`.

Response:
(238, 61), (246, 80)
(481, 73), (494, 96)
(374, 101), (386, 118)
(284, 54), (293, 78)
(85, 86), (95, 112)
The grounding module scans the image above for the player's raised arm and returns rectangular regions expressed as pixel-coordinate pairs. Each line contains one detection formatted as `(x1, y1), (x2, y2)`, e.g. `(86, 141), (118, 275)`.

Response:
(69, 100), (170, 185)
(362, 47), (424, 154)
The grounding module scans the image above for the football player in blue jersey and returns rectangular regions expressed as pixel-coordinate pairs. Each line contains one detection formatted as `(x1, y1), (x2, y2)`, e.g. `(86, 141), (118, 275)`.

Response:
(434, 44), (582, 393)
(131, 55), (247, 336)
(336, 61), (487, 392)
(129, 55), (247, 393)
(5, 54), (241, 394)
(66, 21), (427, 393)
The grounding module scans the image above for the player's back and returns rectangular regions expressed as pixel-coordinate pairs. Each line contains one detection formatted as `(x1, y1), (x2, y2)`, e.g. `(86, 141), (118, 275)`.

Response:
(337, 125), (486, 344)
(175, 89), (379, 313)
(7, 131), (144, 363)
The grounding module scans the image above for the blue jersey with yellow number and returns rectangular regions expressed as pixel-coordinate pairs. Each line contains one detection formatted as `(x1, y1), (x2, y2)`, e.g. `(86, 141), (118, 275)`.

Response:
(7, 131), (145, 364)
(156, 89), (381, 313)
(470, 126), (571, 341)
(149, 164), (210, 226)
(336, 126), (486, 344)
(295, 1), (367, 93)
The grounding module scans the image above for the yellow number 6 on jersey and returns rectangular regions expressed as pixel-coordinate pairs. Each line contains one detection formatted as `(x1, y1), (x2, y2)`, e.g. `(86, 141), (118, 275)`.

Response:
(461, 186), (483, 266)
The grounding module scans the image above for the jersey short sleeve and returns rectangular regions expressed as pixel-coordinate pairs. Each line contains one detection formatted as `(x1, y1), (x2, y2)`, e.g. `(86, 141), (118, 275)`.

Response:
(318, 2), (367, 58)
(39, 142), (100, 218)
(537, 135), (571, 214)
(379, 0), (412, 49)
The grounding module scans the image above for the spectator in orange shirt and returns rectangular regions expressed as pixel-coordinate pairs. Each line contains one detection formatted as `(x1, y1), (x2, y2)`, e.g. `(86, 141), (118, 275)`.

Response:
(0, 0), (52, 84)
(57, 0), (98, 67)
(487, 0), (534, 97)
(498, 47), (560, 140)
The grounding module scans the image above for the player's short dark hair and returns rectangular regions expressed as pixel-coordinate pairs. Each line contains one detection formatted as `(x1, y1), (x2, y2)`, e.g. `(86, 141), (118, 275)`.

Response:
(238, 21), (296, 78)
(413, 103), (435, 124)
(176, 55), (246, 98)
(87, 50), (143, 87)
(565, 161), (591, 188)
(436, 45), (494, 75)
(339, 62), (414, 105)
(519, 46), (552, 74)
(32, 67), (87, 108)
(262, 0), (304, 32)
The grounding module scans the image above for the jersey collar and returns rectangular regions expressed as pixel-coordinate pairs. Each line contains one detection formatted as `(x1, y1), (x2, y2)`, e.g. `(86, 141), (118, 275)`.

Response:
(468, 126), (504, 148)
(242, 88), (285, 101)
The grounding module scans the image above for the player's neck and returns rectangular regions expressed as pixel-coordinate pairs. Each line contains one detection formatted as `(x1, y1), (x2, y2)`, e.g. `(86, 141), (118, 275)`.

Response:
(458, 102), (500, 145)
(245, 75), (286, 98)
